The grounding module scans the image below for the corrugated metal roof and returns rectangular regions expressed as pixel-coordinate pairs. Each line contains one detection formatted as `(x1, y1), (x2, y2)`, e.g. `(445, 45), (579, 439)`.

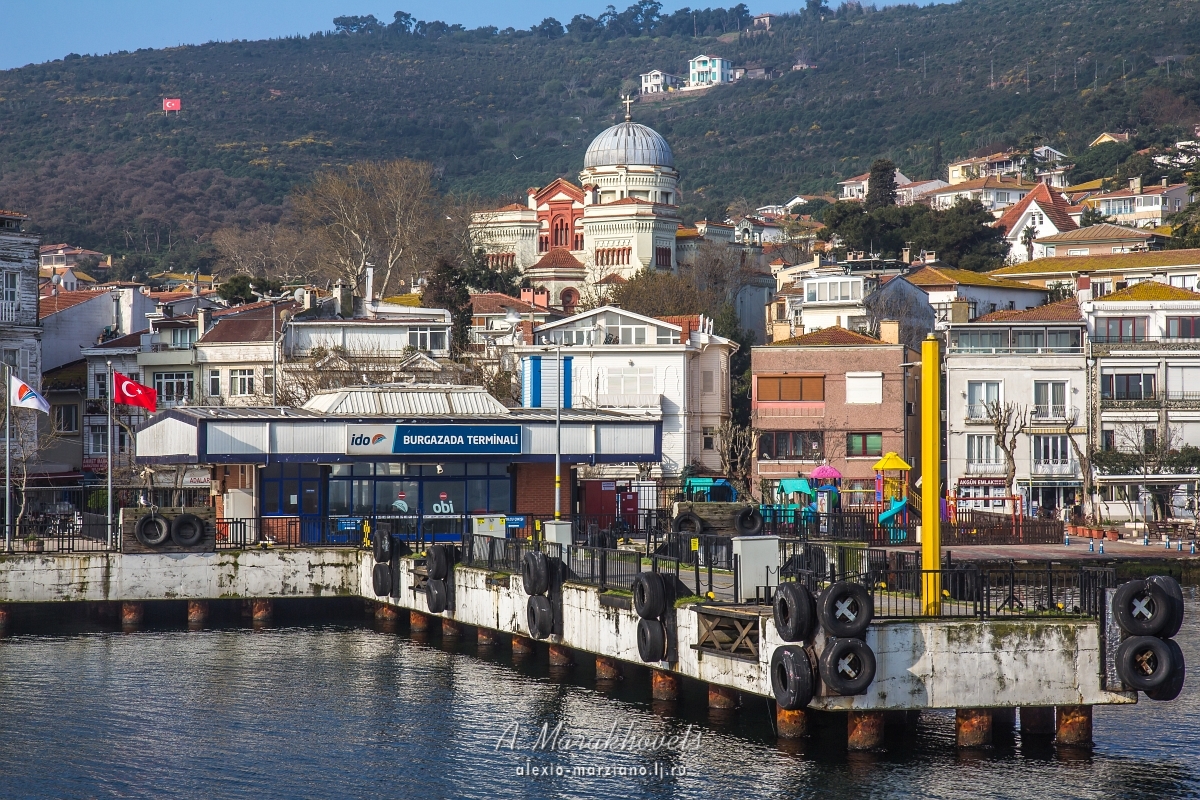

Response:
(302, 385), (511, 416)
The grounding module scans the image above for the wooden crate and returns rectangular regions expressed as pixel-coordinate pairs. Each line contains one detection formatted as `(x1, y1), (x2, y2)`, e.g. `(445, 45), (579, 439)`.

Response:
(692, 605), (762, 661)
(120, 507), (217, 555)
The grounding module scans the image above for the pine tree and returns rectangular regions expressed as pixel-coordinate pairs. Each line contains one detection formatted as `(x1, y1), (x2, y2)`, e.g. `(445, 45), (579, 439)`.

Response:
(864, 159), (898, 211)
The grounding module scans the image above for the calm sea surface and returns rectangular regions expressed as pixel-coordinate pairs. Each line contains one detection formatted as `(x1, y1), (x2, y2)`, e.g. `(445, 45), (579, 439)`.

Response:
(0, 595), (1197, 800)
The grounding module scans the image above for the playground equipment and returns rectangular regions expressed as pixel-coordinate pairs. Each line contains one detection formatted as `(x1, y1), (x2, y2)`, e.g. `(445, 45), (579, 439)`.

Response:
(873, 452), (912, 544)
(681, 477), (737, 503)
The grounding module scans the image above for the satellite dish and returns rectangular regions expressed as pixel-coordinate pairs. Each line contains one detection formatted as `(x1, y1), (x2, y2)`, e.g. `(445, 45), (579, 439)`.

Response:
(293, 288), (304, 303)
(51, 274), (61, 285)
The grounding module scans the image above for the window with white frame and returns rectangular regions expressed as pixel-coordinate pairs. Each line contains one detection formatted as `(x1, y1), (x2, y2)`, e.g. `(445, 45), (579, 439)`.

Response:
(2, 272), (17, 305)
(606, 367), (654, 395)
(170, 327), (198, 348)
(1033, 434), (1071, 465)
(408, 327), (448, 352)
(208, 369), (220, 397)
(229, 369), (255, 397)
(1033, 381), (1067, 418)
(966, 381), (1000, 419)
(264, 367), (275, 398)
(155, 372), (194, 403)
(53, 404), (78, 433)
(845, 372), (883, 404)
(966, 434), (998, 464)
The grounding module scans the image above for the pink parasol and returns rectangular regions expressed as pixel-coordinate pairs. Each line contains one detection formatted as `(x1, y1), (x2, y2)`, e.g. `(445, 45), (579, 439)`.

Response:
(810, 464), (842, 480)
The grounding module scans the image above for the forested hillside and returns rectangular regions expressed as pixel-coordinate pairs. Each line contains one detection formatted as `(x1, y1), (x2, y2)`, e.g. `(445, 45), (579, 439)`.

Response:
(1, 0), (1198, 270)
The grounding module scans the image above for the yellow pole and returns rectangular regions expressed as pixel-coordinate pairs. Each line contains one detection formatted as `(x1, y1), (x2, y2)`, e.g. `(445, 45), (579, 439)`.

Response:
(920, 334), (942, 615)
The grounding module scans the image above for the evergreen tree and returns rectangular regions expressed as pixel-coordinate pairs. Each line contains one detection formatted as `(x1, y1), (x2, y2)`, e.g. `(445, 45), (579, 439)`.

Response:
(864, 159), (898, 211)
(421, 257), (471, 356)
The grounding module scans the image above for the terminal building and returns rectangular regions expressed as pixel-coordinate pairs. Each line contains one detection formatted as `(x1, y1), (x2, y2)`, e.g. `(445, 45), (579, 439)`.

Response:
(135, 385), (661, 539)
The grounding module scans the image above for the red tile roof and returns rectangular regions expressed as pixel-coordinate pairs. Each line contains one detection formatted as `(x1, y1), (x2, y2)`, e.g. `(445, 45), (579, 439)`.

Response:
(595, 273), (628, 285)
(973, 298), (1083, 323)
(769, 327), (887, 347)
(531, 248), (584, 270)
(198, 302), (299, 344)
(930, 175), (1039, 195)
(656, 314), (701, 343)
(38, 290), (105, 319)
(993, 183), (1078, 236)
(470, 292), (555, 316)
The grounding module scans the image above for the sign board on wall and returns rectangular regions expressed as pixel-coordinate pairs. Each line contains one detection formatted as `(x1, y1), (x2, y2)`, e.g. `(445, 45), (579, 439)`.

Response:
(347, 424), (521, 456)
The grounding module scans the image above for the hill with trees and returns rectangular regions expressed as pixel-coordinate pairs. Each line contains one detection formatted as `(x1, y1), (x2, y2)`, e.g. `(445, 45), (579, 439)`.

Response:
(1, 0), (1199, 270)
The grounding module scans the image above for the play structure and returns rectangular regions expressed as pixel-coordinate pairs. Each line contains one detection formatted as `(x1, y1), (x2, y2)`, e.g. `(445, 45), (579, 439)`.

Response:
(873, 452), (912, 544)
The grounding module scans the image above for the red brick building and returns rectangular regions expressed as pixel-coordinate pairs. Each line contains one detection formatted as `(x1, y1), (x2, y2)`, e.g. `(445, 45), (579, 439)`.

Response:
(751, 325), (921, 505)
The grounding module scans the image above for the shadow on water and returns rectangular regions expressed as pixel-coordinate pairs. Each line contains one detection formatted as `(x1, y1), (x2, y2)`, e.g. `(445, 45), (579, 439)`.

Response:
(0, 595), (1197, 799)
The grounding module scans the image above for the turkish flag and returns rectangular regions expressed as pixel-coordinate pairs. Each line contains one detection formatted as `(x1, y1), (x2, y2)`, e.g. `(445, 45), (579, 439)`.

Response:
(113, 371), (157, 412)
(163, 98), (181, 111)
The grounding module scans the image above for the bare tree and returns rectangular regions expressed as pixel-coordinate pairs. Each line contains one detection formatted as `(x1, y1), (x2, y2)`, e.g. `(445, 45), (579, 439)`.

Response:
(984, 399), (1029, 505)
(681, 240), (758, 305)
(1098, 423), (1184, 521)
(716, 421), (755, 497)
(1063, 406), (1097, 522)
(212, 224), (319, 282)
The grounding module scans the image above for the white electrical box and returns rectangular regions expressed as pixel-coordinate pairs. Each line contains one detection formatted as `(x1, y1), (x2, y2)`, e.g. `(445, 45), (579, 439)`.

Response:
(472, 514), (507, 538)
(731, 535), (780, 602)
(542, 520), (573, 546)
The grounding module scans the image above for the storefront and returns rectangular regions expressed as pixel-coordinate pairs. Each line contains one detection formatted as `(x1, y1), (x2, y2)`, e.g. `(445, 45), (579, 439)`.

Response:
(135, 386), (663, 540)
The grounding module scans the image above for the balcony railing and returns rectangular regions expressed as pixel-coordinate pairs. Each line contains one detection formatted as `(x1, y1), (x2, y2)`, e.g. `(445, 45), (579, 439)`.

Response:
(965, 461), (1005, 475)
(1032, 458), (1079, 476)
(1032, 404), (1074, 420)
(593, 394), (662, 409)
(965, 404), (991, 421)
(948, 346), (1083, 355)
(0, 303), (19, 323)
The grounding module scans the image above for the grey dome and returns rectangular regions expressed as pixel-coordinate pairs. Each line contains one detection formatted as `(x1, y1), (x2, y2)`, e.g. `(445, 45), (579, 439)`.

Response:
(584, 121), (674, 169)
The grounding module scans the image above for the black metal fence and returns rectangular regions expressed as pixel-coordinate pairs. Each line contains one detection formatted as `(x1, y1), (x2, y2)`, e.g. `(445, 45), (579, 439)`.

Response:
(12, 514), (111, 553)
(563, 546), (680, 593)
(460, 533), (562, 573)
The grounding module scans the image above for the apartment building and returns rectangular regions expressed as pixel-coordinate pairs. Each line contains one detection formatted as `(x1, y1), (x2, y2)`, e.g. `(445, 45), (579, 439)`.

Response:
(905, 265), (1047, 323)
(929, 176), (1040, 212)
(989, 249), (1200, 297)
(688, 55), (734, 86)
(1084, 178), (1197, 229)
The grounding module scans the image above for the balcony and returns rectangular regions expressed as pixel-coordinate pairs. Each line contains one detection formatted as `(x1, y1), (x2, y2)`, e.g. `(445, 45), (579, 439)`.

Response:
(754, 404), (825, 419)
(965, 461), (1005, 475)
(1031, 404), (1076, 422)
(594, 394), (662, 409)
(965, 404), (992, 422)
(1100, 391), (1159, 410)
(1032, 458), (1079, 476)
(0, 303), (20, 324)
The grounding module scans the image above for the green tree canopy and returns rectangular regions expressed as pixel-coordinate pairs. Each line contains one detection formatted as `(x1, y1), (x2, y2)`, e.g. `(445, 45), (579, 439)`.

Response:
(864, 159), (898, 211)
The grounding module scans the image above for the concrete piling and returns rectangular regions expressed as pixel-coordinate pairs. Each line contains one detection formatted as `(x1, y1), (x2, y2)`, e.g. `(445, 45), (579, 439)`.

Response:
(991, 707), (1016, 734)
(0, 605), (10, 634)
(442, 618), (462, 638)
(374, 603), (399, 622)
(595, 656), (623, 681)
(1055, 705), (1093, 747)
(847, 711), (885, 751)
(650, 669), (680, 701)
(1020, 706), (1056, 736)
(956, 708), (992, 748)
(708, 684), (738, 710)
(477, 627), (499, 647)
(187, 600), (209, 626)
(251, 599), (273, 624)
(548, 643), (573, 667)
(776, 706), (809, 738)
(409, 611), (428, 633)
(121, 601), (144, 628)
(512, 635), (535, 656)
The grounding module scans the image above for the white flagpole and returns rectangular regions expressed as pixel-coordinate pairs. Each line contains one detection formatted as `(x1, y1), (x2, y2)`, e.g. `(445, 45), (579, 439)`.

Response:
(4, 362), (10, 553)
(107, 360), (113, 549)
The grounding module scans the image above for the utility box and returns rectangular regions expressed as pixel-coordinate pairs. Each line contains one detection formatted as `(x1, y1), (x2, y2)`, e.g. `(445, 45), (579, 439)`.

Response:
(472, 514), (507, 538)
(732, 535), (780, 602)
(542, 520), (573, 547)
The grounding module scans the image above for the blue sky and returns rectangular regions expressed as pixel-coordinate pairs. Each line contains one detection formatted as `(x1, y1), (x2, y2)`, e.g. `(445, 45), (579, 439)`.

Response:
(0, 1), (943, 71)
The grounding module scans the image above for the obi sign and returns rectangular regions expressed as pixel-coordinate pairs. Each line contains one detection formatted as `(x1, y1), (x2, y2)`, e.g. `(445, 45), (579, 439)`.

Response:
(347, 424), (521, 455)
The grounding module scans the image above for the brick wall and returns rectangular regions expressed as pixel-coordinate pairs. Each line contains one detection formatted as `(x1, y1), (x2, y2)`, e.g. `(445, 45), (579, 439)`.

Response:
(514, 462), (574, 515)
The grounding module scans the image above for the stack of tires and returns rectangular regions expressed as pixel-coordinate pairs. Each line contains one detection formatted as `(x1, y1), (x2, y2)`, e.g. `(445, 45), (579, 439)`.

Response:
(1113, 575), (1186, 701)
(770, 582), (818, 710)
(134, 512), (206, 548)
(634, 571), (671, 662)
(424, 545), (453, 613)
(371, 531), (393, 596)
(816, 582), (877, 696)
(523, 551), (554, 639)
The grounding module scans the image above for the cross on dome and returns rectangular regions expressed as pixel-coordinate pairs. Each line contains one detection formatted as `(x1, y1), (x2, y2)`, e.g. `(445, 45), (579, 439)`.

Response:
(622, 94), (634, 121)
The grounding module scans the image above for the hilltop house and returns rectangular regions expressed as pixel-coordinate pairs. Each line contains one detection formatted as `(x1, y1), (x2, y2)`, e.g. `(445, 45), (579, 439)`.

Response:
(947, 147), (1071, 188)
(838, 169), (911, 201)
(993, 183), (1081, 263)
(688, 55), (734, 86)
(1082, 178), (1197, 229)
(929, 176), (1040, 212)
(640, 70), (684, 94)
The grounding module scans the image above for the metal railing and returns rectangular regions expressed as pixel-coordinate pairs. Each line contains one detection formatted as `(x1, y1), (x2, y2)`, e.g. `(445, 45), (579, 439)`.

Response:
(460, 532), (562, 574)
(1032, 404), (1072, 420)
(13, 516), (112, 553)
(563, 546), (679, 593)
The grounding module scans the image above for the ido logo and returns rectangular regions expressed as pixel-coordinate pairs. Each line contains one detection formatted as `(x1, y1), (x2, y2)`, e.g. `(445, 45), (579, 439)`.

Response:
(431, 491), (455, 514)
(350, 433), (388, 447)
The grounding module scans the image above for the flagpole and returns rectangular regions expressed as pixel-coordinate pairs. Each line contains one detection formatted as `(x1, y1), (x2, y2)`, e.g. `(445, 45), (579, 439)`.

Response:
(106, 360), (113, 549)
(4, 362), (11, 553)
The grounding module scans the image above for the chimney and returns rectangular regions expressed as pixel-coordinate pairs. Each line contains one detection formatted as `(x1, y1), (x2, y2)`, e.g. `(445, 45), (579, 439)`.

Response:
(879, 319), (900, 344)
(533, 288), (550, 308)
(949, 298), (971, 323)
(303, 288), (317, 311)
(197, 307), (211, 339)
(365, 266), (374, 302)
(519, 320), (535, 345)
(1130, 176), (1143, 195)
(1163, 177), (1170, 188)
(1075, 272), (1091, 303)
(333, 279), (353, 317)
(902, 246), (911, 264)
(812, 253), (822, 270)
(521, 287), (534, 305)
(924, 250), (937, 264)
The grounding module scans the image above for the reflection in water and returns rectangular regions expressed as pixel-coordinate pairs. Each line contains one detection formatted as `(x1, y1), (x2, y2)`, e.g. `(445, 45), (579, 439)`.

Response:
(0, 597), (1196, 799)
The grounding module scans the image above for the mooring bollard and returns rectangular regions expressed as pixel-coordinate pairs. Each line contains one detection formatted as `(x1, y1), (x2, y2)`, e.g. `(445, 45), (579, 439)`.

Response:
(847, 711), (885, 751)
(1088, 539), (1094, 553)
(1099, 541), (1104, 554)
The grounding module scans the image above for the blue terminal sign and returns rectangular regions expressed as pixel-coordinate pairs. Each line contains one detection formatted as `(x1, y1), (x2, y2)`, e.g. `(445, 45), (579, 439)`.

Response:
(347, 424), (521, 456)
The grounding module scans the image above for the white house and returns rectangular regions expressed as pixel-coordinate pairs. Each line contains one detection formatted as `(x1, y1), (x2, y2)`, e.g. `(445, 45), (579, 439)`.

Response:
(838, 169), (911, 201)
(948, 146), (1071, 188)
(1085, 178), (1197, 230)
(516, 307), (738, 477)
(929, 176), (1039, 212)
(945, 299), (1087, 515)
(993, 183), (1080, 263)
(640, 70), (684, 94)
(39, 286), (155, 372)
(688, 55), (734, 87)
(905, 265), (1048, 323)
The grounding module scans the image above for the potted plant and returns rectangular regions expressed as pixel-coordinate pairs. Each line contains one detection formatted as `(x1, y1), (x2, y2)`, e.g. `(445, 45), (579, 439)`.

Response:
(1106, 528), (1119, 541)
(23, 534), (43, 554)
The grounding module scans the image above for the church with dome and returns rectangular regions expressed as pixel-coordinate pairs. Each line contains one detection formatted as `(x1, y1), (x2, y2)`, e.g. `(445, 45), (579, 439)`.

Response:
(470, 107), (687, 312)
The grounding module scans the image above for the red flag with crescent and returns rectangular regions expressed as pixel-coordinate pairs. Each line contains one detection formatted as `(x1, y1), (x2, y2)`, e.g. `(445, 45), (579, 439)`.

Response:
(113, 371), (157, 412)
(163, 98), (181, 111)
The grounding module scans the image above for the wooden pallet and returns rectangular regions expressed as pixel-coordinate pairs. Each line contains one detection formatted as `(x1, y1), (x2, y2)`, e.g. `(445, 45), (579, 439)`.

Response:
(120, 507), (217, 555)
(692, 604), (762, 661)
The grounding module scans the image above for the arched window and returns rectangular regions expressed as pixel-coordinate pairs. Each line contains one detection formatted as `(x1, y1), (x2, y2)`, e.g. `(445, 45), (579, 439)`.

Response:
(561, 288), (579, 313)
(552, 217), (570, 248)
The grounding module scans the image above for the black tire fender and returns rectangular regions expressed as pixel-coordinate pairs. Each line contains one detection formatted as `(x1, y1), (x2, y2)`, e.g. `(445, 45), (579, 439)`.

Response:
(636, 617), (667, 662)
(771, 644), (815, 710)
(425, 578), (449, 613)
(135, 513), (170, 547)
(1113, 579), (1174, 637)
(170, 513), (205, 547)
(818, 581), (874, 638)
(1145, 639), (1186, 701)
(773, 581), (817, 642)
(819, 637), (877, 696)
(1147, 575), (1185, 639)
(426, 545), (450, 581)
(735, 506), (764, 536)
(671, 512), (703, 534)
(1116, 635), (1178, 692)
(372, 563), (392, 597)
(522, 550), (550, 596)
(527, 594), (553, 639)
(633, 571), (667, 619)
(373, 531), (392, 564)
